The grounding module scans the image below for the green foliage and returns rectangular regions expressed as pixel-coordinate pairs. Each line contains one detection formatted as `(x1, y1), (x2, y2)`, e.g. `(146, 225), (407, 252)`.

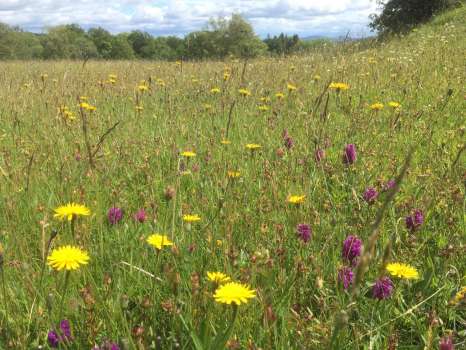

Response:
(369, 0), (459, 34)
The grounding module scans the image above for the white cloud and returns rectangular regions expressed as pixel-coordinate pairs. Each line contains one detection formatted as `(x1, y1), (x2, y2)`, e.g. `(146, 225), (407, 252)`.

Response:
(0, 0), (378, 37)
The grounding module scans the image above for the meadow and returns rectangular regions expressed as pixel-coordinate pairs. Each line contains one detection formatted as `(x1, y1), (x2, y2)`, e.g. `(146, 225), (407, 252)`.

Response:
(0, 6), (465, 349)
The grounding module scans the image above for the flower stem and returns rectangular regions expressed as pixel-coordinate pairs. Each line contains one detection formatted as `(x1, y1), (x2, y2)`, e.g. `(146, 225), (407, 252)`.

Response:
(58, 271), (70, 322)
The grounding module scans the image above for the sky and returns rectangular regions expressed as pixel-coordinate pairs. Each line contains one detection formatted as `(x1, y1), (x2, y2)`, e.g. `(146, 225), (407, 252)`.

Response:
(0, 0), (379, 38)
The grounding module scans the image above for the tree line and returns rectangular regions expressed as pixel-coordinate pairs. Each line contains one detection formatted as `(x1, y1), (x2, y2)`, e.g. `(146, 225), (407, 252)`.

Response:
(0, 14), (331, 60)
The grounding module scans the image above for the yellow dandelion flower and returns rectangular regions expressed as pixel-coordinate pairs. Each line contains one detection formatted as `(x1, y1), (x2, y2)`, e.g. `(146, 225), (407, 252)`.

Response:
(53, 203), (91, 221)
(108, 74), (117, 80)
(207, 271), (231, 284)
(245, 143), (261, 150)
(386, 262), (420, 280)
(63, 111), (75, 121)
(329, 82), (349, 91)
(451, 286), (466, 305)
(146, 234), (173, 250)
(211, 87), (221, 94)
(135, 105), (144, 112)
(287, 195), (305, 204)
(370, 103), (384, 111)
(214, 282), (256, 305)
(260, 96), (270, 103)
(220, 139), (231, 145)
(239, 88), (251, 97)
(138, 85), (149, 92)
(258, 105), (269, 111)
(227, 171), (241, 178)
(313, 75), (321, 81)
(79, 102), (90, 110)
(156, 78), (165, 87)
(47, 245), (89, 271)
(275, 92), (285, 99)
(181, 151), (196, 158)
(183, 214), (201, 223)
(223, 72), (230, 81)
(388, 101), (401, 109)
(79, 96), (88, 101)
(287, 83), (297, 92)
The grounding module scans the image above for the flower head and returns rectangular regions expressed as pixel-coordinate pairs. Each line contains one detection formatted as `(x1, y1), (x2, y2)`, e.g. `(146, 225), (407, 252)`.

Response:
(363, 187), (378, 204)
(238, 88), (251, 97)
(406, 209), (424, 231)
(388, 101), (401, 109)
(287, 83), (297, 92)
(245, 143), (261, 150)
(207, 272), (231, 284)
(372, 276), (394, 300)
(181, 151), (196, 158)
(342, 235), (362, 264)
(451, 286), (466, 306)
(48, 331), (60, 348)
(382, 179), (396, 192)
(60, 319), (72, 339)
(338, 267), (354, 290)
(220, 139), (231, 145)
(108, 207), (123, 225)
(439, 336), (455, 350)
(47, 245), (90, 271)
(329, 82), (349, 91)
(386, 262), (419, 280)
(287, 195), (305, 205)
(227, 171), (241, 178)
(214, 282), (256, 305)
(210, 87), (221, 94)
(343, 144), (357, 165)
(296, 224), (311, 243)
(315, 149), (325, 162)
(183, 214), (201, 223)
(134, 209), (146, 223)
(146, 234), (173, 250)
(54, 203), (91, 221)
(370, 103), (384, 111)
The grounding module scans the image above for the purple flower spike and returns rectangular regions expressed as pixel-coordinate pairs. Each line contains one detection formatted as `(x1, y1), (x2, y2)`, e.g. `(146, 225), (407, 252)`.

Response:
(134, 209), (146, 223)
(343, 144), (357, 165)
(48, 331), (60, 348)
(60, 319), (71, 339)
(342, 235), (362, 264)
(372, 276), (394, 300)
(363, 187), (378, 204)
(284, 136), (294, 150)
(296, 224), (312, 243)
(108, 207), (123, 225)
(439, 336), (455, 350)
(406, 209), (424, 231)
(338, 267), (354, 290)
(382, 179), (396, 192)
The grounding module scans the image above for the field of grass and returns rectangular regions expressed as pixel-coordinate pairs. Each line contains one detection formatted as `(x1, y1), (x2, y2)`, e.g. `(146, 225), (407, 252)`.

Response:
(0, 5), (465, 349)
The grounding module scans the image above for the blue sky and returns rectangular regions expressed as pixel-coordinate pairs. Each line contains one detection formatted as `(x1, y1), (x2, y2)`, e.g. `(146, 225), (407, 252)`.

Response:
(0, 0), (379, 38)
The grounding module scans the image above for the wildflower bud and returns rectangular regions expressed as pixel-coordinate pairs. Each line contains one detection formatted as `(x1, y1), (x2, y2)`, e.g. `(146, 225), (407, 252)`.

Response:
(439, 336), (455, 350)
(372, 276), (394, 300)
(315, 149), (325, 162)
(343, 144), (357, 165)
(342, 235), (362, 264)
(363, 187), (378, 204)
(133, 209), (146, 223)
(108, 207), (123, 225)
(164, 186), (176, 200)
(338, 267), (354, 290)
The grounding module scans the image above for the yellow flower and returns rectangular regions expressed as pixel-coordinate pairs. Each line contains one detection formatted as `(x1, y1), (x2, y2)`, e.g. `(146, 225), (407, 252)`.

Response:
(386, 263), (420, 280)
(451, 286), (466, 305)
(54, 203), (91, 221)
(313, 75), (321, 81)
(287, 195), (305, 204)
(210, 87), (221, 94)
(108, 74), (117, 80)
(183, 214), (201, 223)
(63, 110), (75, 121)
(227, 171), (241, 178)
(156, 78), (165, 87)
(146, 234), (173, 250)
(275, 92), (285, 99)
(245, 143), (261, 150)
(287, 83), (297, 92)
(181, 151), (196, 158)
(258, 105), (269, 111)
(223, 72), (230, 81)
(213, 282), (256, 305)
(388, 101), (401, 109)
(47, 245), (89, 271)
(135, 105), (144, 112)
(138, 84), (149, 92)
(207, 271), (231, 284)
(79, 96), (88, 101)
(329, 82), (349, 91)
(79, 102), (96, 111)
(220, 139), (231, 145)
(370, 103), (384, 111)
(239, 88), (251, 97)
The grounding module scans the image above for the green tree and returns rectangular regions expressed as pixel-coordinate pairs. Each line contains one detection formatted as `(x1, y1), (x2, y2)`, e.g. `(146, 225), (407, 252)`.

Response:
(41, 24), (97, 59)
(109, 34), (135, 59)
(88, 27), (113, 58)
(370, 0), (456, 34)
